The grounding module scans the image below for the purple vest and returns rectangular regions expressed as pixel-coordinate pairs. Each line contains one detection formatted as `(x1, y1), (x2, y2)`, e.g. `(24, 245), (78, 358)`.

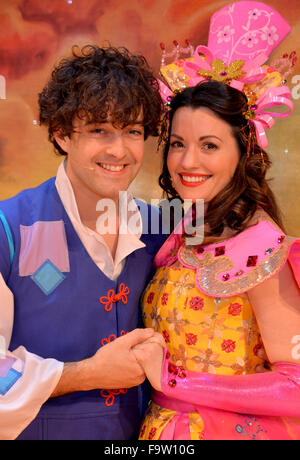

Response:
(0, 178), (166, 440)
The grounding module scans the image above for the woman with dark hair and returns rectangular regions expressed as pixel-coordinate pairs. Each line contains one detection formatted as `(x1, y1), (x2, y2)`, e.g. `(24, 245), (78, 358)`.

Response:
(159, 81), (284, 236)
(134, 79), (300, 440)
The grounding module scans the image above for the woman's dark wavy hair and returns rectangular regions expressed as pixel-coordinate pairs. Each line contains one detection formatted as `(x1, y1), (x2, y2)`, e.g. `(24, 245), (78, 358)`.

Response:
(39, 44), (164, 155)
(159, 80), (285, 239)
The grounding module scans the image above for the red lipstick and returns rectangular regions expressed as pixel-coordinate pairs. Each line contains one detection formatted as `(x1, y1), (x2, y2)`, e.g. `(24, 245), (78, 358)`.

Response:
(178, 172), (212, 188)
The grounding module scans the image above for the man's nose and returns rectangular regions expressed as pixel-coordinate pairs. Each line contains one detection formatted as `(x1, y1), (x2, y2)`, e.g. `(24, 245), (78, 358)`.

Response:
(104, 133), (127, 158)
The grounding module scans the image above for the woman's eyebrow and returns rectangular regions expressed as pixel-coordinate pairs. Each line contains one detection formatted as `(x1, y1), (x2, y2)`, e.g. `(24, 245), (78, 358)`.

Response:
(170, 133), (184, 140)
(170, 133), (222, 142)
(199, 135), (222, 142)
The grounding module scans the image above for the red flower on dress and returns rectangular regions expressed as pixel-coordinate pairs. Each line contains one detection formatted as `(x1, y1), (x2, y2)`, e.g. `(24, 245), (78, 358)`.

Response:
(253, 342), (266, 359)
(186, 333), (198, 346)
(189, 296), (204, 311)
(146, 292), (155, 304)
(253, 344), (261, 356)
(199, 431), (205, 440)
(162, 329), (170, 343)
(228, 302), (242, 316)
(161, 293), (169, 305)
(148, 427), (157, 440)
(221, 339), (236, 353)
(139, 425), (146, 438)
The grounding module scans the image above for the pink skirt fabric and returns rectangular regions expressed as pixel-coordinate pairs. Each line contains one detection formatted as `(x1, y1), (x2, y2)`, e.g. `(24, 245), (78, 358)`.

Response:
(153, 391), (300, 440)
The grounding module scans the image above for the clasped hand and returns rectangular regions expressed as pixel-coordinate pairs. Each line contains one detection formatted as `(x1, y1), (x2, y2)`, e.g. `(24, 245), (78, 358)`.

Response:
(87, 328), (164, 391)
(131, 331), (164, 392)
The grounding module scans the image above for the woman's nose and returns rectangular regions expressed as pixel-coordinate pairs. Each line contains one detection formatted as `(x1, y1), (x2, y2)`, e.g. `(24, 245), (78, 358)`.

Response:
(180, 145), (201, 170)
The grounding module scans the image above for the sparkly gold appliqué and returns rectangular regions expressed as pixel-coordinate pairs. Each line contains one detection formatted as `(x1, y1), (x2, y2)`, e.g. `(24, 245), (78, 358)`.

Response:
(197, 59), (245, 83)
(178, 246), (212, 268)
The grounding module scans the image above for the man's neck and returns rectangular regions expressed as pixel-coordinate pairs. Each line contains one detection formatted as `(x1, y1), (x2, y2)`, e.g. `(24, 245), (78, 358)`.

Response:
(70, 179), (121, 258)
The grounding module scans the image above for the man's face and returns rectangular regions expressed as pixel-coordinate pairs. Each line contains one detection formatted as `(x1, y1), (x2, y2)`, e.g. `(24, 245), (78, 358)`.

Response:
(55, 116), (145, 204)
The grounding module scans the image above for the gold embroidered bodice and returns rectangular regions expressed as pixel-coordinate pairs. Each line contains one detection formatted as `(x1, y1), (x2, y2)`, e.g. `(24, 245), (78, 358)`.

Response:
(142, 266), (265, 376)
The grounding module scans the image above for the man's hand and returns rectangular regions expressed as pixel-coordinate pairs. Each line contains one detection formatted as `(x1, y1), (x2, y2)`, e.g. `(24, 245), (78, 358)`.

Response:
(51, 328), (155, 397)
(87, 328), (158, 389)
(132, 332), (165, 392)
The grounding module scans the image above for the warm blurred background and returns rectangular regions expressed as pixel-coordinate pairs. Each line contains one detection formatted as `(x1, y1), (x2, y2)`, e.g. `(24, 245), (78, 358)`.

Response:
(0, 0), (299, 234)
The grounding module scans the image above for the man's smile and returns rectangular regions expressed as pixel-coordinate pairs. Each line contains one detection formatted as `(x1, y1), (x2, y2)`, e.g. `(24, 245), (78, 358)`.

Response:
(96, 162), (128, 173)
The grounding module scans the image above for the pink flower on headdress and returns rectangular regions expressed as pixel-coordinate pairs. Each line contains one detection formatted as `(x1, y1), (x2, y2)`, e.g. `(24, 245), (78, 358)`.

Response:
(217, 25), (235, 44)
(242, 31), (259, 48)
(249, 8), (262, 20)
(261, 26), (279, 45)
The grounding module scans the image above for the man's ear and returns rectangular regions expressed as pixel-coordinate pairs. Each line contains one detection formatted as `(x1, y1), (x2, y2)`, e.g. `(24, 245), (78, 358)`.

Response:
(53, 132), (70, 154)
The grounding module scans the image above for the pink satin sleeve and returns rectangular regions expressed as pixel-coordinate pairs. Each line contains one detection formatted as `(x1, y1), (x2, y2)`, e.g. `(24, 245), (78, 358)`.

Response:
(161, 348), (300, 418)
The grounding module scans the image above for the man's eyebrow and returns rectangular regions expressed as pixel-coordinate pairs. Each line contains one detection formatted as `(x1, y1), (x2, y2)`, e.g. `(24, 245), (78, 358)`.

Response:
(85, 120), (108, 126)
(126, 121), (144, 126)
(85, 120), (144, 127)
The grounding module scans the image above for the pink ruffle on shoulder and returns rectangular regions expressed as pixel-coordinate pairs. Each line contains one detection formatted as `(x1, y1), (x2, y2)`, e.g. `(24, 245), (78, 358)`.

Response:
(154, 219), (300, 298)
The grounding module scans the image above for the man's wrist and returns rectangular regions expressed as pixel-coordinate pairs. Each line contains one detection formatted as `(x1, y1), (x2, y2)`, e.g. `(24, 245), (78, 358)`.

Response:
(51, 358), (95, 398)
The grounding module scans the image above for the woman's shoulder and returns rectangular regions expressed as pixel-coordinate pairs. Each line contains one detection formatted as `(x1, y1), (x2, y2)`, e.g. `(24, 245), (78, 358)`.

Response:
(245, 208), (282, 231)
(176, 209), (299, 298)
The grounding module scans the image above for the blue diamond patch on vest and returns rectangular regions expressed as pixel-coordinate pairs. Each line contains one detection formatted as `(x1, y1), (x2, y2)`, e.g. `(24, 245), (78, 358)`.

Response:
(31, 259), (66, 295)
(0, 368), (22, 395)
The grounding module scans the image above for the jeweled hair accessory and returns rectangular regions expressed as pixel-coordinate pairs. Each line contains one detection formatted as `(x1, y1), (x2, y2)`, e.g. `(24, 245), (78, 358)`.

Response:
(158, 1), (296, 149)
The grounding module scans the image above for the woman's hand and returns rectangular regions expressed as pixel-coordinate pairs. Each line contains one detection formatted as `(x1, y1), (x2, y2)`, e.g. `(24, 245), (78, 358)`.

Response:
(132, 332), (165, 392)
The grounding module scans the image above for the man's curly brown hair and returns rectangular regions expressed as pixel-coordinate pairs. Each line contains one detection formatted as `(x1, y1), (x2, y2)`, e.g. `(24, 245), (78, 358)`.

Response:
(39, 44), (163, 155)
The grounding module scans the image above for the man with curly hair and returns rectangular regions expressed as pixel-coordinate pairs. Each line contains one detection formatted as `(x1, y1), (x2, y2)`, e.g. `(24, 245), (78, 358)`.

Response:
(0, 45), (165, 440)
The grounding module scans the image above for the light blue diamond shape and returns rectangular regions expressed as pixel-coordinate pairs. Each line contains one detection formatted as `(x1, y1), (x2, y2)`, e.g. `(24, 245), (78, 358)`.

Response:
(0, 368), (22, 395)
(31, 259), (66, 296)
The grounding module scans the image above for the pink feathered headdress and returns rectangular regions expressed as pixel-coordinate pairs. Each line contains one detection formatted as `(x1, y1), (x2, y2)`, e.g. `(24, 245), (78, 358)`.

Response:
(159, 1), (296, 149)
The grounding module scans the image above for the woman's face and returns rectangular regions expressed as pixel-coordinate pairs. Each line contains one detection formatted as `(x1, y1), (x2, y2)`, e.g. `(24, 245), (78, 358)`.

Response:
(167, 106), (240, 207)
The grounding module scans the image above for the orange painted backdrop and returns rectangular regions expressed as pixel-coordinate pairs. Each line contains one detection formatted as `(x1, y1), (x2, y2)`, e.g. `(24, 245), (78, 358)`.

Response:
(0, 0), (299, 233)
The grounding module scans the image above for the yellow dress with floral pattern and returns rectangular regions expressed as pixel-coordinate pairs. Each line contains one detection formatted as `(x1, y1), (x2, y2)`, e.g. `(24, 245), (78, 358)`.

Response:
(139, 265), (266, 440)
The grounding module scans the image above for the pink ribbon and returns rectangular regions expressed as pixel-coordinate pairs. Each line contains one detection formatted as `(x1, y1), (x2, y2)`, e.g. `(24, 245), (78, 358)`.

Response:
(158, 45), (267, 104)
(250, 86), (293, 149)
(158, 79), (173, 105)
(183, 45), (267, 90)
